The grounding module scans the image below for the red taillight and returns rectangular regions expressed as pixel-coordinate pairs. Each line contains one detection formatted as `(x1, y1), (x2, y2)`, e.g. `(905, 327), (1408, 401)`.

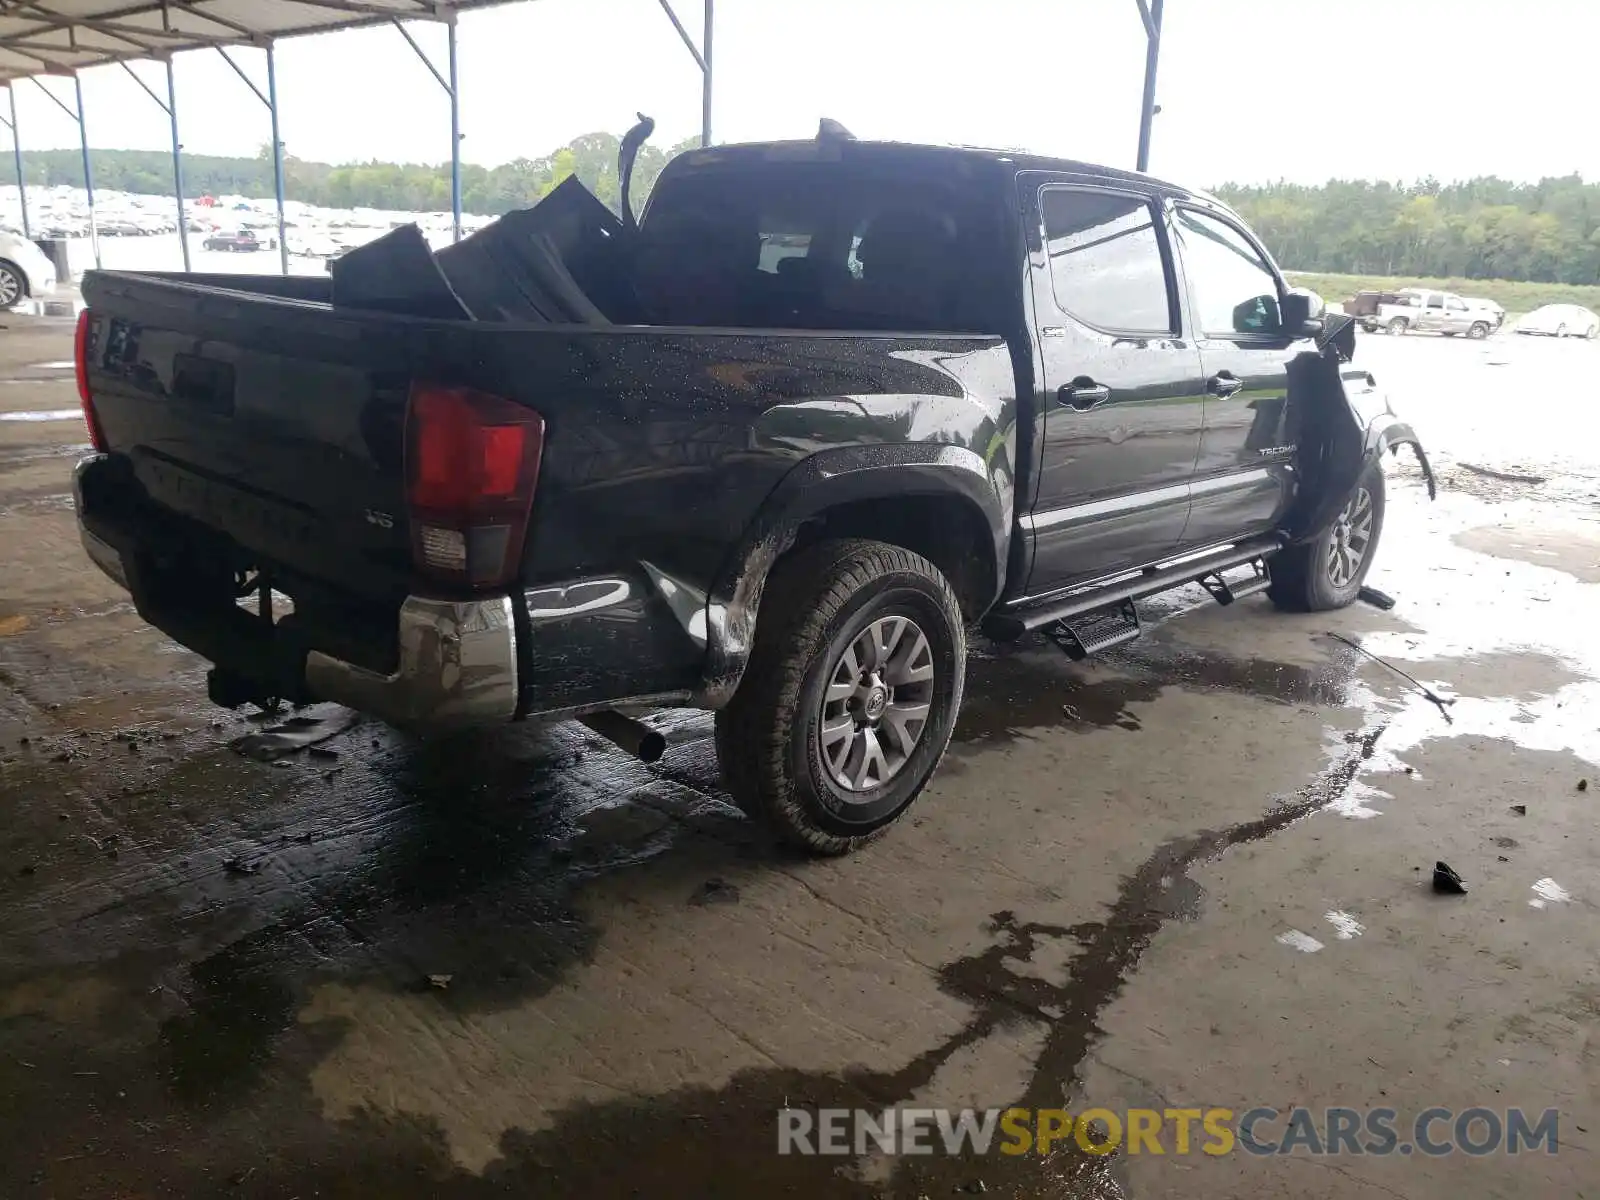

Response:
(405, 383), (544, 589)
(74, 309), (107, 452)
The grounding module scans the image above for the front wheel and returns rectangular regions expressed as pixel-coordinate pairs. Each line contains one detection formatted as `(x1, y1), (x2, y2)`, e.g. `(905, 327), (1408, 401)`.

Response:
(1269, 461), (1386, 613)
(715, 539), (966, 855)
(0, 261), (24, 308)
(1387, 317), (1409, 336)
(1467, 322), (1490, 340)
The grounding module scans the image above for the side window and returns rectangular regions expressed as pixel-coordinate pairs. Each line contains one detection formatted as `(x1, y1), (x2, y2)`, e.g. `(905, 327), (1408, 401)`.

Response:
(1175, 208), (1283, 336)
(1447, 297), (1467, 311)
(1039, 188), (1173, 334)
(1427, 294), (1445, 310)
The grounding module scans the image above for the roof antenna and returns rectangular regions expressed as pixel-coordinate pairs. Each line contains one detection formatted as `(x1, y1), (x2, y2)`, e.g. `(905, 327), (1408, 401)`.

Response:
(618, 112), (656, 232)
(817, 117), (856, 141)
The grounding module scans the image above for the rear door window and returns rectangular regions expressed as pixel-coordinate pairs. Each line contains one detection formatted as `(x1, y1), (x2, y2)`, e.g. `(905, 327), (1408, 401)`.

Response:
(1039, 188), (1174, 334)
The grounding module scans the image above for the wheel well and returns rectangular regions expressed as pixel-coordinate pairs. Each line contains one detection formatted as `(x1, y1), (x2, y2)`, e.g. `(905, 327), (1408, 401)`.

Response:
(794, 493), (997, 621)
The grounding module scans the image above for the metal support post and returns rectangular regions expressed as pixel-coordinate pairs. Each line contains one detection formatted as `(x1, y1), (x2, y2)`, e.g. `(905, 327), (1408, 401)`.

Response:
(1135, 0), (1164, 172)
(116, 60), (187, 267)
(448, 20), (460, 241)
(73, 74), (99, 267)
(166, 58), (189, 270)
(657, 0), (714, 147)
(30, 76), (98, 265)
(218, 45), (290, 272)
(2, 88), (28, 240)
(701, 0), (713, 147)
(394, 17), (462, 242)
(267, 45), (288, 272)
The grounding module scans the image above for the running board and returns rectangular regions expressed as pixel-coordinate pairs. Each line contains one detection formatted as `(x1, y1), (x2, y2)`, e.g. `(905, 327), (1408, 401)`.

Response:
(985, 536), (1282, 641)
(1198, 559), (1271, 606)
(1046, 599), (1141, 661)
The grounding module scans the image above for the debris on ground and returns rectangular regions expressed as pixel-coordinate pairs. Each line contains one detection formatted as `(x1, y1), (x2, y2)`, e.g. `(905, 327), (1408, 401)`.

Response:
(1323, 632), (1455, 722)
(1498, 855), (1510, 862)
(230, 710), (360, 762)
(1357, 585), (1397, 611)
(308, 747), (339, 762)
(1579, 779), (1589, 792)
(1459, 463), (1548, 485)
(1511, 804), (1527, 816)
(427, 973), (453, 990)
(222, 857), (261, 877)
(0, 614), (30, 636)
(1432, 861), (1468, 894)
(690, 878), (742, 906)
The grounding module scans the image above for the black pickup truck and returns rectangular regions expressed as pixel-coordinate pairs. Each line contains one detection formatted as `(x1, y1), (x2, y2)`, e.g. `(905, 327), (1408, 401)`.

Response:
(72, 136), (1432, 854)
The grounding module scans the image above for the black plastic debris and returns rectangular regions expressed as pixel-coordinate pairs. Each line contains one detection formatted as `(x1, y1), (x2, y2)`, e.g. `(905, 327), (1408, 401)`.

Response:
(1579, 779), (1589, 792)
(1357, 585), (1397, 610)
(1432, 861), (1467, 894)
(1511, 804), (1527, 816)
(222, 857), (261, 877)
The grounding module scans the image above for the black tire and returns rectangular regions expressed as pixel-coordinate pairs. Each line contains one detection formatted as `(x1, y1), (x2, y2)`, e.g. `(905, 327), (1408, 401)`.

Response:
(1467, 322), (1490, 340)
(1387, 317), (1409, 336)
(1268, 460), (1386, 613)
(714, 538), (966, 855)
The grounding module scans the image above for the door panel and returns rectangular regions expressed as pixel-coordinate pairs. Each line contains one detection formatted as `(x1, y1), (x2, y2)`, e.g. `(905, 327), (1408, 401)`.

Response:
(1022, 179), (1205, 594)
(1171, 206), (1299, 549)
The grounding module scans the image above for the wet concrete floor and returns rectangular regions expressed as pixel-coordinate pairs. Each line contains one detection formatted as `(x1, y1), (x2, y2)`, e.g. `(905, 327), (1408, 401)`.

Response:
(2, 315), (1599, 1197)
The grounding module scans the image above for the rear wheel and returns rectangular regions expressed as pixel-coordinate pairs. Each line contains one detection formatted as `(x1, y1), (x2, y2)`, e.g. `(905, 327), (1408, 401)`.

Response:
(1269, 461), (1386, 613)
(1387, 317), (1409, 336)
(714, 539), (965, 855)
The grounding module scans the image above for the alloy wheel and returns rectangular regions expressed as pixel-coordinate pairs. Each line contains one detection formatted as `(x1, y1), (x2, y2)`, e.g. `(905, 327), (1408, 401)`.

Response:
(1326, 486), (1374, 589)
(817, 614), (935, 794)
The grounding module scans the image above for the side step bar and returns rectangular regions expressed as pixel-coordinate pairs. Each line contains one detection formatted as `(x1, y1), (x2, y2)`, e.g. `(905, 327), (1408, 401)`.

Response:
(985, 536), (1282, 641)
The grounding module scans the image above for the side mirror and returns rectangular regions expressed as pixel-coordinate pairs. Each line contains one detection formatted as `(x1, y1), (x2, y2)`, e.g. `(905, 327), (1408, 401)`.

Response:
(1281, 287), (1327, 338)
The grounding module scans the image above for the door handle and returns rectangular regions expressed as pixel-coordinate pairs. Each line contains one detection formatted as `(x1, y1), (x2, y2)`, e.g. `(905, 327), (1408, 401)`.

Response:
(1060, 379), (1111, 411)
(1206, 372), (1245, 398)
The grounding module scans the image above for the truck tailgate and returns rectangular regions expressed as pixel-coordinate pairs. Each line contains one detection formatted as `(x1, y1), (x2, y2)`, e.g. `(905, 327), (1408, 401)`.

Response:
(81, 274), (414, 603)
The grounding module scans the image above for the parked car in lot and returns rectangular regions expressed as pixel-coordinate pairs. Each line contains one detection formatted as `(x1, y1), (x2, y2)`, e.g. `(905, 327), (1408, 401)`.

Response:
(71, 137), (1434, 853)
(1347, 287), (1503, 338)
(1512, 303), (1599, 339)
(0, 228), (58, 306)
(202, 230), (262, 253)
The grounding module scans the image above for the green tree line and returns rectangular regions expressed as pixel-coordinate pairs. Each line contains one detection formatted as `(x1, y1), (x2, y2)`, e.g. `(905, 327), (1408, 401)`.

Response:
(16, 139), (1600, 286)
(1216, 176), (1600, 285)
(12, 131), (700, 217)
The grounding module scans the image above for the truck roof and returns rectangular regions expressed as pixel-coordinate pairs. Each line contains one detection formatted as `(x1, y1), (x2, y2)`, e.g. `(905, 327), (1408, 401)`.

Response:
(668, 138), (1206, 202)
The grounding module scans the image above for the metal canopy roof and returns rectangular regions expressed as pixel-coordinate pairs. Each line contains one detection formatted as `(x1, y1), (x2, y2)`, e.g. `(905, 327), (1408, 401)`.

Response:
(0, 0), (506, 85)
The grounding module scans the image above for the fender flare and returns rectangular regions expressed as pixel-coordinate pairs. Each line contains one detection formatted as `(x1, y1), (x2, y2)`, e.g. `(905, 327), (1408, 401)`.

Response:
(696, 444), (1010, 707)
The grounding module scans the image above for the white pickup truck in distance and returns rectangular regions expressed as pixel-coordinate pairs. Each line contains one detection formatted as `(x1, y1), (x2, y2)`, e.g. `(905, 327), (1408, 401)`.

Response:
(1347, 288), (1504, 338)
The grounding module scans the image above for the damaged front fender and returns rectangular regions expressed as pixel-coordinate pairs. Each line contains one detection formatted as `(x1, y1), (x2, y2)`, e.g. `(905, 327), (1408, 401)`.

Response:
(1281, 314), (1435, 545)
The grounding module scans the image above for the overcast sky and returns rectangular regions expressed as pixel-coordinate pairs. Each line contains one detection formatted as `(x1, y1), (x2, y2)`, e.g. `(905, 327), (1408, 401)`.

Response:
(7, 0), (1597, 187)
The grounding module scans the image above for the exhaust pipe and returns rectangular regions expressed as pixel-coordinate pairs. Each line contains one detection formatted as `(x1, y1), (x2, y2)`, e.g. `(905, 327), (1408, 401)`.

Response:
(577, 709), (666, 763)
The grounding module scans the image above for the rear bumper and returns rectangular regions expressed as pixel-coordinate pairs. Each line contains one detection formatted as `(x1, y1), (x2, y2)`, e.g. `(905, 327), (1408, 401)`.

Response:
(74, 452), (703, 728)
(80, 519), (519, 727)
(303, 596), (518, 726)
